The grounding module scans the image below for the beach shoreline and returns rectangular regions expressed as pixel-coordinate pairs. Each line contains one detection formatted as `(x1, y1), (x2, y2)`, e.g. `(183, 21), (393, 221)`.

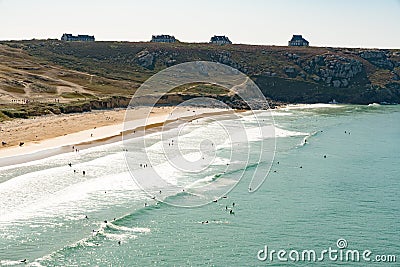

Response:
(0, 106), (241, 167)
(0, 102), (350, 167)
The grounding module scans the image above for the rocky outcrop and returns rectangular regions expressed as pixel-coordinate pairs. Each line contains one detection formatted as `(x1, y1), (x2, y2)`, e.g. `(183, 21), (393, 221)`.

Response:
(302, 54), (363, 88)
(359, 50), (395, 70)
(156, 93), (272, 110)
(284, 66), (297, 78)
(165, 58), (176, 67)
(135, 50), (155, 69)
(211, 51), (251, 74)
(60, 96), (131, 114)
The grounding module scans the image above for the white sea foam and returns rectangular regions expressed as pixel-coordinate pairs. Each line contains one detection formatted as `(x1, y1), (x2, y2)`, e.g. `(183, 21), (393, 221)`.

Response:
(107, 223), (150, 233)
(186, 174), (216, 188)
(102, 232), (137, 241)
(0, 164), (139, 223)
(211, 157), (231, 166)
(275, 127), (308, 137)
(368, 103), (381, 107)
(283, 103), (344, 110)
(270, 111), (293, 116)
(242, 125), (307, 142)
(98, 222), (150, 242)
(0, 260), (24, 266)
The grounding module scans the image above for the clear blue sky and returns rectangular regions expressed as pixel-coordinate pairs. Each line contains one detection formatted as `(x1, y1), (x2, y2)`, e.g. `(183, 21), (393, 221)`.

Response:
(0, 0), (399, 48)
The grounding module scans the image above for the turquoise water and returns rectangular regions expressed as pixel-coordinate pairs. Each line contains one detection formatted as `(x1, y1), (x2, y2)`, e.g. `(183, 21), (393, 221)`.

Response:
(0, 104), (399, 266)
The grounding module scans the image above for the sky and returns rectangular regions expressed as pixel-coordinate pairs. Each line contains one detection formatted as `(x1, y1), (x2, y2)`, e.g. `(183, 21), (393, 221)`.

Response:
(0, 0), (399, 48)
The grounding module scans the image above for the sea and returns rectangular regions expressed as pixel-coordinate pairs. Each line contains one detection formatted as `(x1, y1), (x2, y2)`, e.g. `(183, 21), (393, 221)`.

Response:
(0, 104), (399, 266)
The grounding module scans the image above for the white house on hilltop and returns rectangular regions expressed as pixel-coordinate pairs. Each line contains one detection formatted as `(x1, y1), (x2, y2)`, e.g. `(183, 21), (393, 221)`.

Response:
(61, 33), (95, 42)
(210, 35), (232, 45)
(288, 35), (309, 46)
(151, 35), (177, 43)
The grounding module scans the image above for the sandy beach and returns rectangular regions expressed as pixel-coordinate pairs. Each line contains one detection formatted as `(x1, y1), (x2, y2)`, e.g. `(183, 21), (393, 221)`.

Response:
(0, 106), (234, 166)
(0, 108), (160, 149)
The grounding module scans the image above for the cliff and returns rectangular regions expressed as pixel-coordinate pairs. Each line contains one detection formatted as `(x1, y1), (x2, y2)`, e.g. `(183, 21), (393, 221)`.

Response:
(0, 40), (399, 120)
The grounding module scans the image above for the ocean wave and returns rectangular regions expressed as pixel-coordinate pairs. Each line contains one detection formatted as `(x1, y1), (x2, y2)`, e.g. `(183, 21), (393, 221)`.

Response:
(0, 170), (139, 223)
(270, 111), (294, 116)
(0, 260), (25, 266)
(34, 219), (150, 265)
(296, 130), (321, 147)
(283, 103), (344, 110)
(162, 189), (208, 205)
(98, 222), (146, 242)
(211, 157), (230, 166)
(368, 103), (381, 107)
(101, 232), (137, 242)
(106, 222), (150, 233)
(243, 125), (307, 141)
(275, 127), (308, 138)
(33, 237), (102, 265)
(186, 173), (223, 189)
(197, 220), (230, 224)
(0, 259), (45, 267)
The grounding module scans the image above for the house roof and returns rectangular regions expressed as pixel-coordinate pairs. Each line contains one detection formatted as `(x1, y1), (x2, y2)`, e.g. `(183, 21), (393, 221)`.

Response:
(210, 35), (231, 42)
(77, 35), (94, 38)
(290, 35), (309, 43)
(62, 33), (94, 39)
(152, 35), (175, 39)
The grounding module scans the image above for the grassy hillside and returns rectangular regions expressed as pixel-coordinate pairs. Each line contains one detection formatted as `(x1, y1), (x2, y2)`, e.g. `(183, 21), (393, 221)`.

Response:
(0, 40), (399, 120)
